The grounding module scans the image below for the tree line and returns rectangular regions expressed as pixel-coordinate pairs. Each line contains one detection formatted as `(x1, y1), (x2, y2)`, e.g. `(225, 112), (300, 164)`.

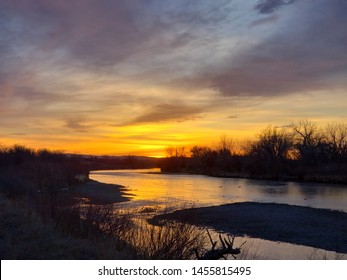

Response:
(0, 145), (161, 197)
(161, 120), (347, 183)
(0, 145), (90, 198)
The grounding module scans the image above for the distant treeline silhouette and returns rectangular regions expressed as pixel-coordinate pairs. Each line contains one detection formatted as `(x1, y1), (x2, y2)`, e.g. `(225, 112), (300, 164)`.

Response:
(0, 145), (160, 198)
(0, 145), (87, 198)
(161, 120), (347, 183)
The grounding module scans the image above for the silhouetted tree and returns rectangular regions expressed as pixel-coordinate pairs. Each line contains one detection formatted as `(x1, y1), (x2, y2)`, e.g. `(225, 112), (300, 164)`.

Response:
(189, 145), (217, 173)
(162, 146), (188, 172)
(161, 120), (347, 182)
(215, 135), (234, 171)
(290, 120), (325, 165)
(8, 145), (35, 165)
(324, 122), (347, 161)
(249, 126), (293, 177)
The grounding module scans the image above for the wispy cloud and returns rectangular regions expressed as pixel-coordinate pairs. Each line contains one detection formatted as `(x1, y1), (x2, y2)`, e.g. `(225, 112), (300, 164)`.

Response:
(189, 0), (347, 97)
(255, 0), (297, 14)
(227, 114), (240, 119)
(121, 104), (204, 126)
(65, 119), (92, 133)
(249, 14), (279, 28)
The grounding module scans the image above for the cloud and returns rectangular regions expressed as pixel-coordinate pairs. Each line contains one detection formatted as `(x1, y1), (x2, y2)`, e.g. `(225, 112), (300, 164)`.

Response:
(122, 104), (204, 126)
(2, 0), (346, 102)
(0, 0), (236, 109)
(0, 0), (233, 72)
(255, 0), (297, 14)
(249, 14), (279, 28)
(65, 119), (92, 133)
(274, 125), (291, 129)
(190, 0), (347, 97)
(227, 114), (240, 119)
(0, 0), (154, 68)
(11, 133), (27, 136)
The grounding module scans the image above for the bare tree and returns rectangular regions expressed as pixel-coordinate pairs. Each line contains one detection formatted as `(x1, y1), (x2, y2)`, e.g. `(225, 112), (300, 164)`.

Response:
(290, 120), (324, 164)
(165, 146), (187, 158)
(251, 126), (293, 161)
(162, 146), (188, 172)
(215, 134), (234, 155)
(190, 146), (212, 158)
(189, 145), (217, 172)
(248, 126), (293, 176)
(324, 122), (347, 160)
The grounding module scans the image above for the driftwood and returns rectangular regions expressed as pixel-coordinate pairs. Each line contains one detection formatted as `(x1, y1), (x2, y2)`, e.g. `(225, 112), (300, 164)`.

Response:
(195, 230), (246, 260)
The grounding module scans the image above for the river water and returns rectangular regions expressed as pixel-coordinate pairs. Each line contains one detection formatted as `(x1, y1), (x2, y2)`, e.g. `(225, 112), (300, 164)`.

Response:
(90, 168), (347, 259)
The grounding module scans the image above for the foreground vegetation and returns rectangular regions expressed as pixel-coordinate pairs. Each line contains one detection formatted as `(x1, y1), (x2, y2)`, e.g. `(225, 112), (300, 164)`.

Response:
(161, 120), (347, 183)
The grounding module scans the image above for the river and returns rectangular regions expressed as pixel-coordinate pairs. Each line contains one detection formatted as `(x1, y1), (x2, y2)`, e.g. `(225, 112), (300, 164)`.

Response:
(90, 168), (347, 259)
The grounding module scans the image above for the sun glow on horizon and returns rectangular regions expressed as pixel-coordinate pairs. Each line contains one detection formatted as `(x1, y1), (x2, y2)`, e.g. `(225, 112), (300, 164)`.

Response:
(1, 1), (346, 157)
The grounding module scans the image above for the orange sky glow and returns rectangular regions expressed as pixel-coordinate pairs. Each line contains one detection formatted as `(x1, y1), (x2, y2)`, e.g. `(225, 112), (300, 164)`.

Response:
(1, 0), (346, 157)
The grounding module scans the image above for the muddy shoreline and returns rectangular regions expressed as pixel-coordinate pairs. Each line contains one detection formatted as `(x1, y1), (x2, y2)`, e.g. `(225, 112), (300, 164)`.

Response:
(150, 202), (347, 253)
(72, 179), (132, 204)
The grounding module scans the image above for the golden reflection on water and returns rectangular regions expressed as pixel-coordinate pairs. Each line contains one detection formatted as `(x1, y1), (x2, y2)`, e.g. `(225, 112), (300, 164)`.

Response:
(90, 169), (347, 212)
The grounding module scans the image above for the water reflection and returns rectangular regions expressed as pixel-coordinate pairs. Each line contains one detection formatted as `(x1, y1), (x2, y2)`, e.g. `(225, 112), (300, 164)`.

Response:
(91, 169), (347, 212)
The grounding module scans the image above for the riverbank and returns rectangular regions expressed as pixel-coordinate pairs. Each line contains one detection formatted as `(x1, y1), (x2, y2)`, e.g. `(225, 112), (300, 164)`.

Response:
(0, 179), (136, 259)
(0, 193), (132, 259)
(72, 179), (132, 204)
(150, 202), (347, 254)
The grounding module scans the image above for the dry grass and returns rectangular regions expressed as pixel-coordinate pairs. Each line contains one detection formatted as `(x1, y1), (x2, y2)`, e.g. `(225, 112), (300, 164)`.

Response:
(126, 219), (207, 259)
(64, 204), (207, 259)
(0, 194), (100, 259)
(0, 192), (133, 259)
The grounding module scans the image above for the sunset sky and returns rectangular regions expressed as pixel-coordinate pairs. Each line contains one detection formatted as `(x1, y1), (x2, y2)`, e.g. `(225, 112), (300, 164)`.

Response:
(1, 0), (347, 157)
